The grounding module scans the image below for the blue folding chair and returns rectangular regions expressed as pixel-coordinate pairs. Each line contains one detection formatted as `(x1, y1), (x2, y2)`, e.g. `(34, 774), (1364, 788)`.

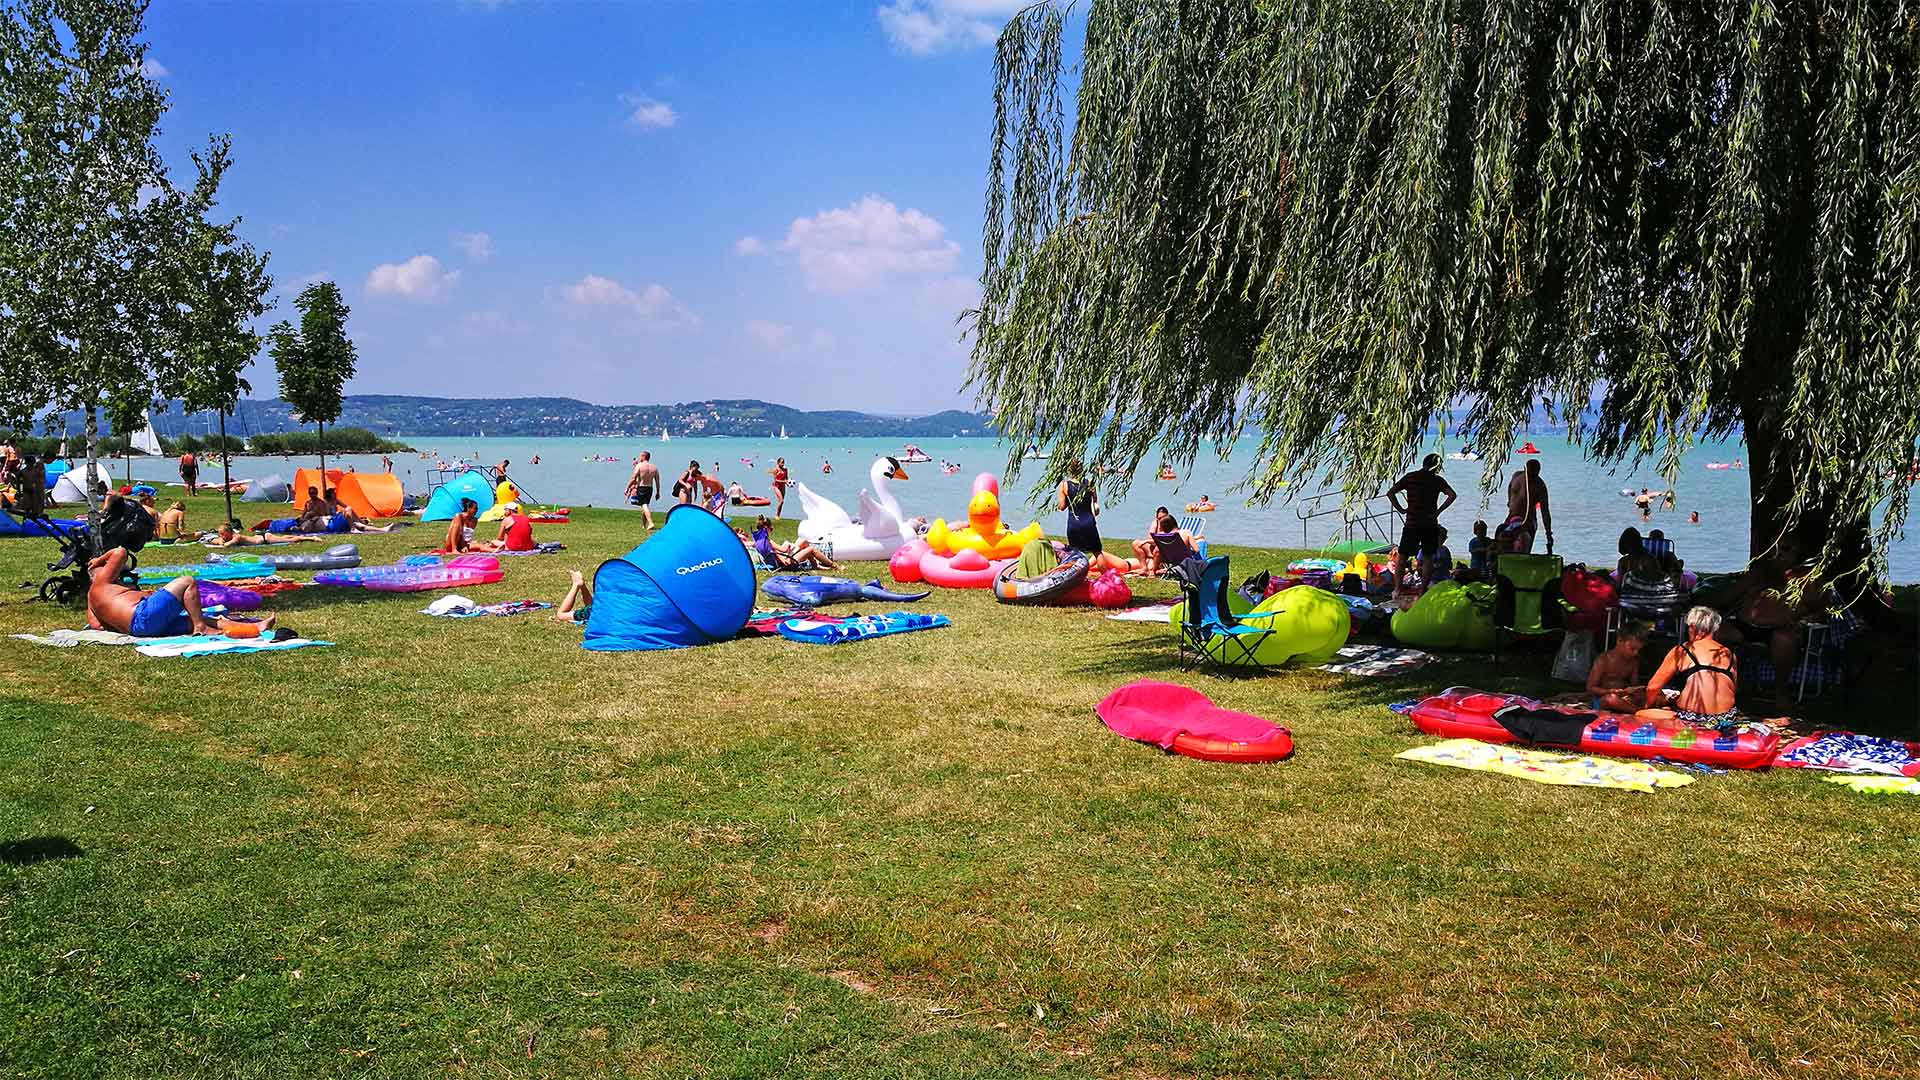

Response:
(1172, 555), (1274, 674)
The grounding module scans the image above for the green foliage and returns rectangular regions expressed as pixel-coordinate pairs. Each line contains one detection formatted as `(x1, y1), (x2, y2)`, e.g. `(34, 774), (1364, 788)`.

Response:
(245, 427), (407, 455)
(170, 137), (275, 420)
(270, 281), (357, 430)
(0, 0), (266, 502)
(971, 0), (1920, 587)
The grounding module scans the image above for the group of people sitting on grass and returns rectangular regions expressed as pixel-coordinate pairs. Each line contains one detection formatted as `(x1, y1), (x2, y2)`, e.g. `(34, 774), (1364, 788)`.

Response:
(442, 498), (540, 554)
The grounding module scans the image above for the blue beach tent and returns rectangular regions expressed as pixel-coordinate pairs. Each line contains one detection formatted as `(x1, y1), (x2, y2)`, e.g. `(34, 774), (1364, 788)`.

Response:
(583, 505), (755, 651)
(420, 469), (496, 522)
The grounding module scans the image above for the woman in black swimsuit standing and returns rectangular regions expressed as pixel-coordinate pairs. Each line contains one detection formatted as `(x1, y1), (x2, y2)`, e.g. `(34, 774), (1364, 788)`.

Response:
(1644, 606), (1740, 727)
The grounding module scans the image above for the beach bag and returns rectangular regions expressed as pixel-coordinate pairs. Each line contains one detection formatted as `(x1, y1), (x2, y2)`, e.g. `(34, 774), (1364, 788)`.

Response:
(1550, 629), (1596, 683)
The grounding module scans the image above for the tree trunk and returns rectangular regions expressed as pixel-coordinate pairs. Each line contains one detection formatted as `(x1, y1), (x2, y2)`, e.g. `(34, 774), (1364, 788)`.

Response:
(318, 420), (326, 479)
(83, 405), (101, 529)
(220, 410), (234, 525)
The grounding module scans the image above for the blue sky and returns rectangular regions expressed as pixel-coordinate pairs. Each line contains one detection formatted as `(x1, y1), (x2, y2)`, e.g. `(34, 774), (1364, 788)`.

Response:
(142, 1), (1033, 414)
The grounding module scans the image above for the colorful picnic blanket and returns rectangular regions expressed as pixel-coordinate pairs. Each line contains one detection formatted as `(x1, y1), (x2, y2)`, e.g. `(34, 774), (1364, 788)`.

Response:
(1396, 738), (1695, 793)
(1318, 644), (1434, 678)
(1773, 731), (1920, 778)
(420, 595), (552, 618)
(494, 542), (566, 556)
(1822, 775), (1920, 796)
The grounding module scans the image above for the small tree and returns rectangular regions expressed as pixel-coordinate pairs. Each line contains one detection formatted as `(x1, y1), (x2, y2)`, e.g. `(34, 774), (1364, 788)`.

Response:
(170, 139), (274, 524)
(0, 0), (234, 516)
(270, 281), (356, 477)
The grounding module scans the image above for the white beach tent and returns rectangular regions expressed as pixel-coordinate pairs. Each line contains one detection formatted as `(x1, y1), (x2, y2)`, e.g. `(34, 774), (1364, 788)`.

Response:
(49, 462), (115, 505)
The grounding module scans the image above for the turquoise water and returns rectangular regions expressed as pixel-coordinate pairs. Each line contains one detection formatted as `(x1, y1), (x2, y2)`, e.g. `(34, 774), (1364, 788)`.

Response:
(112, 433), (1919, 581)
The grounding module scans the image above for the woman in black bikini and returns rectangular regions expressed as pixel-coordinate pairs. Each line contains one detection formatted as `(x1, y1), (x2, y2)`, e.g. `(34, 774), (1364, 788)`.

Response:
(1643, 606), (1740, 727)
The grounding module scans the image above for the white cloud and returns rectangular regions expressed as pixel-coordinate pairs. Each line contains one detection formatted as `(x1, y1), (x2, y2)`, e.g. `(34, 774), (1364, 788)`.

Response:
(365, 255), (460, 301)
(555, 274), (697, 330)
(779, 195), (961, 293)
(733, 235), (767, 257)
(452, 231), (493, 261)
(877, 1), (1023, 55)
(460, 310), (530, 336)
(744, 319), (796, 350)
(140, 57), (169, 78)
(620, 93), (678, 131)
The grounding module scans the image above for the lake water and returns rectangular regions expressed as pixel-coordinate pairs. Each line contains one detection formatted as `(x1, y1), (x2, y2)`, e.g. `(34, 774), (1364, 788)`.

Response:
(110, 433), (1920, 581)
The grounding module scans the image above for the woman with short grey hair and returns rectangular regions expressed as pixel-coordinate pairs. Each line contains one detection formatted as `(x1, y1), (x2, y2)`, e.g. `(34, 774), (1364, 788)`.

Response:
(1644, 605), (1739, 727)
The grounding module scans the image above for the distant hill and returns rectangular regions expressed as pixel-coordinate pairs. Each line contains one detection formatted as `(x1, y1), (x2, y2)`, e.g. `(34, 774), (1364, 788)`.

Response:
(49, 396), (999, 441)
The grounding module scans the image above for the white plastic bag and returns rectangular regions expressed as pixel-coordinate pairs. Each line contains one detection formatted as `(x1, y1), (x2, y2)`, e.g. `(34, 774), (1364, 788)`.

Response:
(1550, 629), (1596, 683)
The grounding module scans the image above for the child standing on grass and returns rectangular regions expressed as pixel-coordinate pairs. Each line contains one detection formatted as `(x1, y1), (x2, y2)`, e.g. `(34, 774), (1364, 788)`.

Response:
(1587, 621), (1650, 713)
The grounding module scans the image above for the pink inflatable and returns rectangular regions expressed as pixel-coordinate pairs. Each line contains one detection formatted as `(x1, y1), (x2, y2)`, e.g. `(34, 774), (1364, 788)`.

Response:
(890, 539), (929, 583)
(920, 547), (1011, 589)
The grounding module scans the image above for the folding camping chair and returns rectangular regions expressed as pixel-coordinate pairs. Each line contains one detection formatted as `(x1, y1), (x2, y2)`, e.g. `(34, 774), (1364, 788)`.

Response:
(1172, 555), (1275, 674)
(1492, 552), (1571, 659)
(1152, 530), (1200, 576)
(1178, 516), (1210, 559)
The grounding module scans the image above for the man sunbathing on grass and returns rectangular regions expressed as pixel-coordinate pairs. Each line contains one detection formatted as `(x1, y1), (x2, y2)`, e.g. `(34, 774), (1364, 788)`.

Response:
(85, 547), (275, 638)
(204, 520), (325, 547)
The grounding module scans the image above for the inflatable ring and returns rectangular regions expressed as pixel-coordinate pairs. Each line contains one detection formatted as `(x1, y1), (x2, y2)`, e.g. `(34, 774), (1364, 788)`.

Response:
(993, 543), (1089, 605)
(921, 547), (1009, 589)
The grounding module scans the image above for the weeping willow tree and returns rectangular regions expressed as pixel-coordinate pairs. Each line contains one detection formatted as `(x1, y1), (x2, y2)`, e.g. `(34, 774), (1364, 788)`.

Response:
(970, 0), (1920, 591)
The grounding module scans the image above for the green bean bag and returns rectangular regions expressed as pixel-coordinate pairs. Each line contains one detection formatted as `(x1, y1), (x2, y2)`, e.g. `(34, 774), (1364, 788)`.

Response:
(1391, 580), (1496, 650)
(1170, 584), (1350, 667)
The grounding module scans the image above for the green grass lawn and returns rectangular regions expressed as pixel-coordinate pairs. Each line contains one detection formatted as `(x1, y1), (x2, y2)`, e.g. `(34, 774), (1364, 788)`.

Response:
(1, 494), (1915, 1078)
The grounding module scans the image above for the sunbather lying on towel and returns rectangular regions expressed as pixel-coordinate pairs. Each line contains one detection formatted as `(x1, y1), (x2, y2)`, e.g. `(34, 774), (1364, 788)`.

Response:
(205, 520), (325, 547)
(86, 546), (275, 638)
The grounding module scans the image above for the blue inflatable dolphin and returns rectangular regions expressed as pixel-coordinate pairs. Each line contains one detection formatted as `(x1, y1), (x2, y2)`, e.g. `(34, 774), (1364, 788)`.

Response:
(761, 575), (929, 607)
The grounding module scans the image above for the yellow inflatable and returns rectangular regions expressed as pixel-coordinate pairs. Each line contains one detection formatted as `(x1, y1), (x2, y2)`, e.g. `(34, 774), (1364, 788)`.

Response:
(925, 474), (1042, 561)
(1168, 584), (1351, 667)
(1389, 580), (1496, 650)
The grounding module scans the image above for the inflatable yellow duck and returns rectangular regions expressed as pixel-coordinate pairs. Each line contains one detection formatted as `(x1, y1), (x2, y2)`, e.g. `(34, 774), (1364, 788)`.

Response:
(925, 473), (1043, 561)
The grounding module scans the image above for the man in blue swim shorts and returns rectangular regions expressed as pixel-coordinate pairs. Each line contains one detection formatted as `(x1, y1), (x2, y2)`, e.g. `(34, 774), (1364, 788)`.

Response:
(84, 547), (273, 638)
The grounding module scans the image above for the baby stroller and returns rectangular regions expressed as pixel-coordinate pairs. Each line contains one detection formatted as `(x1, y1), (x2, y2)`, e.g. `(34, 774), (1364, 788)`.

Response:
(37, 495), (154, 605)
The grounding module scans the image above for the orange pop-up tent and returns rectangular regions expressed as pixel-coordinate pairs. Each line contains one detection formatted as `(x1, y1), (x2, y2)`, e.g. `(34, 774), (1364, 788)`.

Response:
(291, 468), (342, 505)
(292, 467), (404, 519)
(336, 472), (404, 519)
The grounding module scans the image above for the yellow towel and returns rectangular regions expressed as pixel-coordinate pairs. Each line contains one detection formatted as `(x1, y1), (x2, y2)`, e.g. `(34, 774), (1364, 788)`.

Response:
(1396, 738), (1694, 793)
(1822, 775), (1920, 796)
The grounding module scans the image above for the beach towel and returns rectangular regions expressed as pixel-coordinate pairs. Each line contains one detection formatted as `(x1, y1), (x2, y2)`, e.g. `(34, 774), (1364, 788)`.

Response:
(1317, 644), (1435, 677)
(133, 635), (332, 658)
(776, 612), (948, 645)
(1396, 738), (1695, 793)
(421, 596), (551, 618)
(1821, 775), (1920, 796)
(9, 628), (142, 648)
(495, 542), (566, 556)
(1105, 601), (1178, 623)
(1773, 732), (1920, 778)
(740, 608), (835, 637)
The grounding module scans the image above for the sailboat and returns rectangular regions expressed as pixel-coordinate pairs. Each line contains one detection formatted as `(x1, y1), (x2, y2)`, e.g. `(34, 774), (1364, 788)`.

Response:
(779, 424), (789, 440)
(660, 427), (670, 442)
(131, 411), (164, 456)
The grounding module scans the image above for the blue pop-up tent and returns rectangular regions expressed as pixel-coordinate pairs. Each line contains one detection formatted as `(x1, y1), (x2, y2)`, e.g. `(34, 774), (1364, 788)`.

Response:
(420, 469), (496, 522)
(583, 505), (755, 651)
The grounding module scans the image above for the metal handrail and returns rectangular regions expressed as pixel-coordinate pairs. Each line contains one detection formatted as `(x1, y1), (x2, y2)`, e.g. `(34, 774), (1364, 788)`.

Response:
(1292, 487), (1402, 549)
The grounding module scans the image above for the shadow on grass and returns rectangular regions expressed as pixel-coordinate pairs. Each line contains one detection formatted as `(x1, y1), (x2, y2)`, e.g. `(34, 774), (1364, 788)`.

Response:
(0, 836), (84, 866)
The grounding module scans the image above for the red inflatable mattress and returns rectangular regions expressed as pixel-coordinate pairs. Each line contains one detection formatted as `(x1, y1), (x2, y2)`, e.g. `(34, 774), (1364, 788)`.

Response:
(1408, 687), (1778, 770)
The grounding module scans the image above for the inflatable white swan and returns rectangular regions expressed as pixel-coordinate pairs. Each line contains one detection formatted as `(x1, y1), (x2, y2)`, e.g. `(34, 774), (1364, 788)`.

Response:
(792, 457), (921, 561)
